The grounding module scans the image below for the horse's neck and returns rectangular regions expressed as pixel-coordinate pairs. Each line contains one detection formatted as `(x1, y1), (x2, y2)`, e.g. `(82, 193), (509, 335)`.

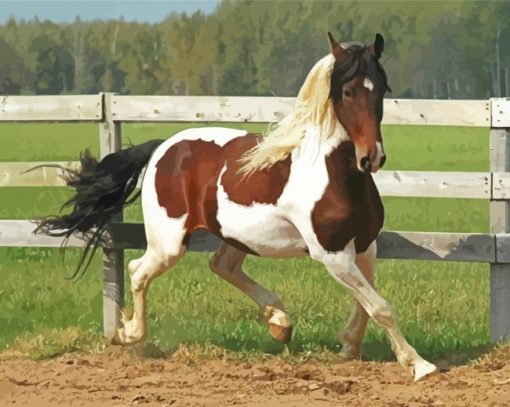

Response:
(294, 123), (342, 159)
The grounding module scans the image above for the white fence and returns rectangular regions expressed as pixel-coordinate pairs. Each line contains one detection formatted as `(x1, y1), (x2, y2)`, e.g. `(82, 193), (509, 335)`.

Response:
(1, 93), (510, 342)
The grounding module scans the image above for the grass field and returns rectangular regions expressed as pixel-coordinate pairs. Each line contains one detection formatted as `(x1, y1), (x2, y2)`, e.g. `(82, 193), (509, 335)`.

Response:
(0, 122), (492, 363)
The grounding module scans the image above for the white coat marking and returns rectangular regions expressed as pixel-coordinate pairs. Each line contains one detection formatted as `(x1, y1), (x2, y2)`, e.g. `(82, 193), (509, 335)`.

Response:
(374, 141), (384, 167)
(363, 77), (374, 91)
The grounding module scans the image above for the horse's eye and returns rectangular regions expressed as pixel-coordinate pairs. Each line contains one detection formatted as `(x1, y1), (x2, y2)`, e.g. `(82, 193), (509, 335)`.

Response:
(343, 88), (353, 99)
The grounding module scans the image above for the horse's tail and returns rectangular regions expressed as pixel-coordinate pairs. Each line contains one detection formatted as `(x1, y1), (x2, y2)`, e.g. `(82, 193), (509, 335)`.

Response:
(34, 139), (164, 278)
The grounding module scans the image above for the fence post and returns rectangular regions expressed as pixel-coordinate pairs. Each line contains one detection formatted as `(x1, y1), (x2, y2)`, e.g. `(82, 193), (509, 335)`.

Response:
(99, 92), (125, 338)
(490, 98), (510, 341)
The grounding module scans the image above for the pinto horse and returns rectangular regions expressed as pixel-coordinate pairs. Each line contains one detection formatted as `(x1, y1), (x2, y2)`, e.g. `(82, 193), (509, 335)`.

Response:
(36, 33), (438, 381)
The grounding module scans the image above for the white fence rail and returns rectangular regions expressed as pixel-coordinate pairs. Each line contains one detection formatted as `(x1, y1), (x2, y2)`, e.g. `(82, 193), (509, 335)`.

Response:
(1, 93), (509, 342)
(0, 163), (503, 199)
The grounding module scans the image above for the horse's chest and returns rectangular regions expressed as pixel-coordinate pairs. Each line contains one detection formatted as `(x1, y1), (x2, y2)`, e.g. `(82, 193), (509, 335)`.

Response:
(311, 151), (384, 254)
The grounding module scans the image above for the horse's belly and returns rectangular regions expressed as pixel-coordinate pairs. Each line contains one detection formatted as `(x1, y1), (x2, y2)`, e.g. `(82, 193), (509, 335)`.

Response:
(216, 199), (307, 257)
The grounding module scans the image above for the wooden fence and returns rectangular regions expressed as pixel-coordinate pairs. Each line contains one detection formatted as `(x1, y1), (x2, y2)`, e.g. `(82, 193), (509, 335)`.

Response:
(1, 93), (510, 342)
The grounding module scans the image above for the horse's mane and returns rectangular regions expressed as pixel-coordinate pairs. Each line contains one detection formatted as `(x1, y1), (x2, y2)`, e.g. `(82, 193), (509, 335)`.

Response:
(239, 42), (389, 176)
(239, 54), (337, 176)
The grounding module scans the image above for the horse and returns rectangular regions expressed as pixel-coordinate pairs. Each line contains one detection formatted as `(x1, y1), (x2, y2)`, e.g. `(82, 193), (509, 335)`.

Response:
(36, 32), (438, 382)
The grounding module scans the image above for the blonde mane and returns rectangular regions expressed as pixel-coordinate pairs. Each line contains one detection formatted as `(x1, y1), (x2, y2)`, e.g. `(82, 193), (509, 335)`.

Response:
(239, 54), (338, 176)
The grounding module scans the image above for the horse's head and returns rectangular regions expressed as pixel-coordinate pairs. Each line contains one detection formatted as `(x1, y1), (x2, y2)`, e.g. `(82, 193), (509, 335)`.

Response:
(328, 32), (390, 173)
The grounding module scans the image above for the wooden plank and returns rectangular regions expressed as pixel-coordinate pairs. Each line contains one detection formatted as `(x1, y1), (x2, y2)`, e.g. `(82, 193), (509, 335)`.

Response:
(383, 99), (490, 127)
(0, 161), (80, 187)
(110, 223), (221, 251)
(0, 220), (499, 263)
(5, 161), (509, 201)
(0, 220), (220, 251)
(0, 221), (216, 250)
(1, 162), (508, 201)
(0, 220), (87, 247)
(490, 127), (510, 342)
(492, 98), (510, 128)
(373, 171), (490, 199)
(182, 230), (494, 263)
(1, 163), (496, 200)
(377, 230), (495, 262)
(0, 95), (492, 126)
(112, 96), (490, 127)
(492, 172), (510, 200)
(99, 92), (125, 339)
(496, 234), (510, 263)
(0, 95), (102, 121)
(112, 95), (295, 122)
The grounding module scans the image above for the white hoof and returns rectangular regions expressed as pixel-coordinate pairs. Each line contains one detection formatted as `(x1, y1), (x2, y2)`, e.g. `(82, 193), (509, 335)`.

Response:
(264, 306), (293, 344)
(111, 311), (146, 346)
(413, 360), (438, 382)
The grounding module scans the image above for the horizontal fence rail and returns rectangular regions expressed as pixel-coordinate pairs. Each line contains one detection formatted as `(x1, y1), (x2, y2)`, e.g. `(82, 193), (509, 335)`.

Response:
(1, 93), (510, 342)
(112, 95), (492, 127)
(0, 95), (494, 127)
(0, 162), (79, 187)
(0, 95), (103, 121)
(374, 171), (492, 199)
(0, 220), (502, 264)
(2, 162), (509, 200)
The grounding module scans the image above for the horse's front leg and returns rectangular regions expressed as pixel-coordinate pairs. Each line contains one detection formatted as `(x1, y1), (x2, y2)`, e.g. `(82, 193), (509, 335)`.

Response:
(310, 239), (438, 382)
(337, 241), (376, 360)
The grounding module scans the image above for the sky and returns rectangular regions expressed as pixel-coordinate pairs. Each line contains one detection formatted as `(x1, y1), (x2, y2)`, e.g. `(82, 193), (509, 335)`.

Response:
(0, 0), (221, 24)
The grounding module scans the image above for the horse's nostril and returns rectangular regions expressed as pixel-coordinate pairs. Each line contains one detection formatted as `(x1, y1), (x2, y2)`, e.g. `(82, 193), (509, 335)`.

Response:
(360, 156), (371, 172)
(380, 155), (387, 168)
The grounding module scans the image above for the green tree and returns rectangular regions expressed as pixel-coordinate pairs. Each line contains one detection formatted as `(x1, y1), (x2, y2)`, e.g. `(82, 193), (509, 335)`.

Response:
(0, 38), (32, 93)
(29, 34), (75, 94)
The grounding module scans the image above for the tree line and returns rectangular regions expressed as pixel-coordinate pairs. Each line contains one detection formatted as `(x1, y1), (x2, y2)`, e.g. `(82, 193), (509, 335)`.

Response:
(1, 0), (509, 99)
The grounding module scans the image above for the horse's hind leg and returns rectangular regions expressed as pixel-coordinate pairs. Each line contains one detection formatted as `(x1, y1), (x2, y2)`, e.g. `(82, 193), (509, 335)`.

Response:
(112, 217), (187, 346)
(209, 242), (293, 343)
(338, 241), (376, 359)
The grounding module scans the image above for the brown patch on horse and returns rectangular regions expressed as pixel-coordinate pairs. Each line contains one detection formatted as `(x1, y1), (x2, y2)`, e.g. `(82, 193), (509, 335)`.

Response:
(154, 134), (291, 255)
(155, 139), (223, 233)
(221, 135), (291, 206)
(311, 142), (384, 254)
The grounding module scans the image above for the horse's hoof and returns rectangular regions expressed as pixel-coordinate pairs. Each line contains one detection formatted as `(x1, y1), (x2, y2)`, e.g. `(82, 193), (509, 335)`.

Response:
(413, 360), (439, 382)
(269, 323), (293, 344)
(265, 306), (292, 344)
(111, 330), (144, 346)
(110, 321), (145, 347)
(337, 351), (359, 362)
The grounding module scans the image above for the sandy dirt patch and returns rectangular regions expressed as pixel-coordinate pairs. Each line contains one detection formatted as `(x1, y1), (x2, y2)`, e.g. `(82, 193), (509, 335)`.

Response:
(1, 347), (509, 406)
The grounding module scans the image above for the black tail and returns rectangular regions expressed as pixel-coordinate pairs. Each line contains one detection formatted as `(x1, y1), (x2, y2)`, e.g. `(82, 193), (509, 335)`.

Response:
(34, 139), (164, 278)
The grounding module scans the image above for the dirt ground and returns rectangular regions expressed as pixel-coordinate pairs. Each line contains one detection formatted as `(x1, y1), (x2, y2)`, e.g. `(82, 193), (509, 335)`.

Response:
(1, 347), (510, 407)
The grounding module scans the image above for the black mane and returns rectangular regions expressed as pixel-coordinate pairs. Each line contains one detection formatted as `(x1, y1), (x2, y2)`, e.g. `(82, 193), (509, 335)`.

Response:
(329, 44), (391, 104)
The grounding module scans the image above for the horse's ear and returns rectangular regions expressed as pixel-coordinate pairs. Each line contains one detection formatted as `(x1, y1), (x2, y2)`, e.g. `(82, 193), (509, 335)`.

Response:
(328, 32), (343, 59)
(369, 33), (384, 59)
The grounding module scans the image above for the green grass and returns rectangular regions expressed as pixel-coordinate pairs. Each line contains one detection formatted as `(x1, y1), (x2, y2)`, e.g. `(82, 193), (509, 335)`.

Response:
(0, 122), (492, 362)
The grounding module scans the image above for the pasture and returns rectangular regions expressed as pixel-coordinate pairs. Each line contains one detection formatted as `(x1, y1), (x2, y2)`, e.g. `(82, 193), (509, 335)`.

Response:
(0, 122), (490, 363)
